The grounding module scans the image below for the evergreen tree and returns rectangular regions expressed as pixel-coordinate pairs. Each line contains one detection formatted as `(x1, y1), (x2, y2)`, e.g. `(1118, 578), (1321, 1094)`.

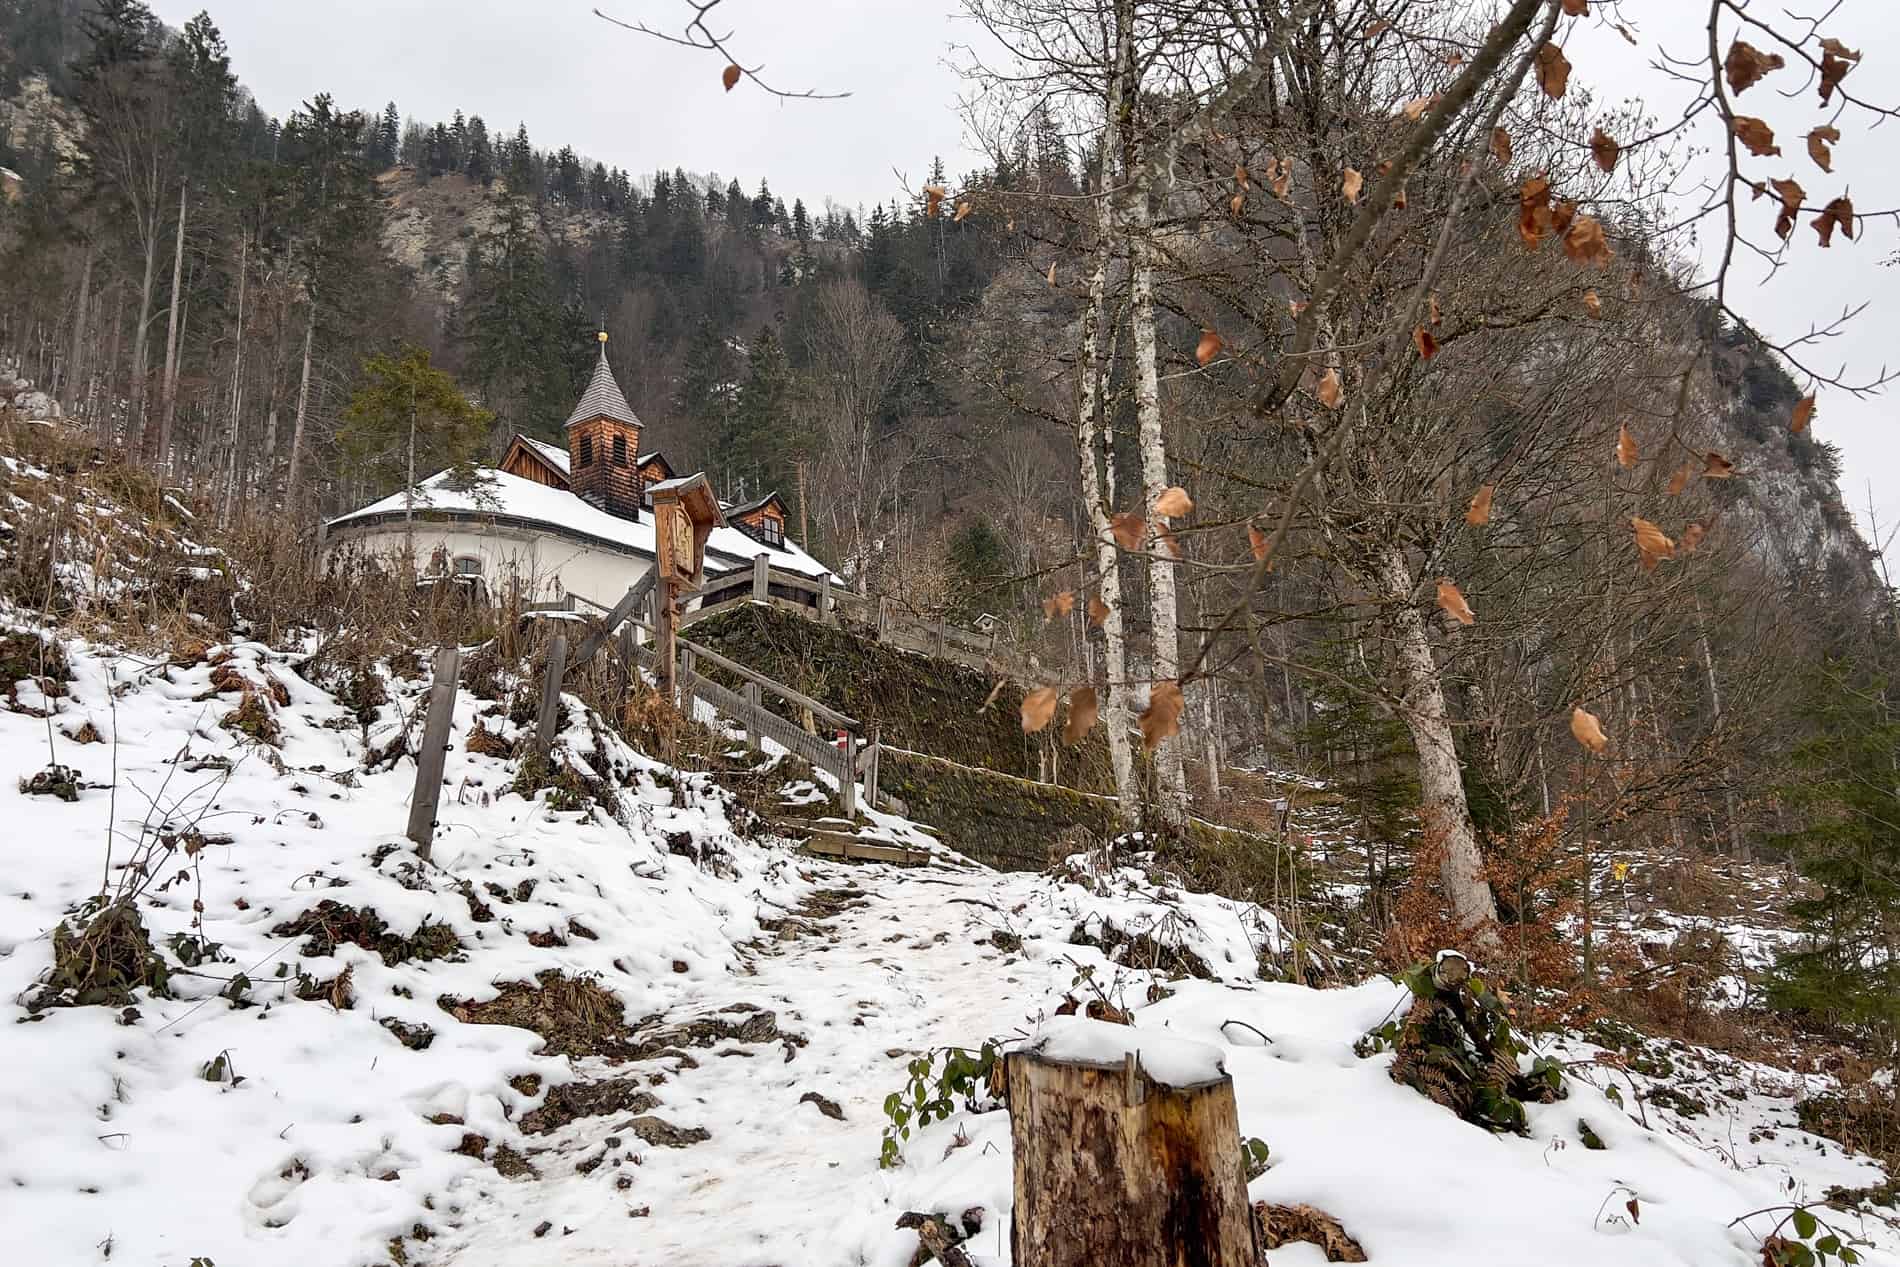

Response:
(751, 178), (773, 229)
(674, 317), (737, 448)
(376, 101), (400, 168)
(505, 122), (532, 193)
(725, 325), (794, 496)
(338, 343), (493, 506)
(705, 174), (725, 217)
(1767, 660), (1900, 1043)
(725, 178), (746, 231)
(464, 114), (492, 185)
(791, 197), (810, 244)
(464, 195), (584, 437)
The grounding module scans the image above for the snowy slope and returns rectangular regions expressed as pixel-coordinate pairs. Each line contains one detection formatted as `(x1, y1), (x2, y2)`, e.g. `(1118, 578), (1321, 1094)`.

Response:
(1, 636), (1894, 1267)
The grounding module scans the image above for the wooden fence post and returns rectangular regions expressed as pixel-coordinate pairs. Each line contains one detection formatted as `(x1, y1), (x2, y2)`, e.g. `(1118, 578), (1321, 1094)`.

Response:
(862, 723), (880, 811)
(678, 646), (696, 712)
(819, 572), (834, 625)
(876, 596), (891, 639)
(837, 730), (857, 818)
(743, 681), (762, 752)
(406, 646), (460, 861)
(934, 618), (947, 658)
(532, 634), (568, 762)
(752, 553), (770, 603)
(1007, 1037), (1256, 1267)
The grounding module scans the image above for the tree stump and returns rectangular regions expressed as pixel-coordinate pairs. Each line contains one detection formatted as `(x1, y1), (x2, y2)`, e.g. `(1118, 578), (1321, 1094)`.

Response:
(1007, 1020), (1256, 1267)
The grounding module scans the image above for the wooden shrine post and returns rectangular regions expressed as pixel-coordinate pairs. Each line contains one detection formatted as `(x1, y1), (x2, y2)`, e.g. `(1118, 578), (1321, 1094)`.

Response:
(1007, 1028), (1256, 1267)
(648, 474), (725, 710)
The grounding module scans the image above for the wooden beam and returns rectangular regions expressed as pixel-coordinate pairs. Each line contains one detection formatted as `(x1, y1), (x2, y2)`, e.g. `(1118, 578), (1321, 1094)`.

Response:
(532, 635), (568, 762)
(405, 646), (460, 860)
(571, 571), (657, 666)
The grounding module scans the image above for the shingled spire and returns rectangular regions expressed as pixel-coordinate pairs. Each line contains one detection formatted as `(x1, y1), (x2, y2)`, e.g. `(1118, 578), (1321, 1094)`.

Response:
(566, 333), (645, 521)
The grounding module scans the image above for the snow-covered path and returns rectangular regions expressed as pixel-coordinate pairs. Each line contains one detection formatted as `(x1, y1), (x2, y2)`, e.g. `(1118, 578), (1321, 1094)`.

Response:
(438, 858), (1078, 1266)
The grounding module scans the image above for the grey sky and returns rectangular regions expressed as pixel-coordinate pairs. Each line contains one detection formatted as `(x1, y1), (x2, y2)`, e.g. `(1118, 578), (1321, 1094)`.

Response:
(148, 0), (1895, 548)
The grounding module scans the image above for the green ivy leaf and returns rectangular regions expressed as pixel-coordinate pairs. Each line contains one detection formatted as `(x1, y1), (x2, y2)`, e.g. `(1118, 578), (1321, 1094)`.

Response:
(1793, 1208), (1818, 1240)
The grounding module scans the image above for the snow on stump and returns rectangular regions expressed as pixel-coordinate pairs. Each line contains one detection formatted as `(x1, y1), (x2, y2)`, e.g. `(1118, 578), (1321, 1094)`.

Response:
(1007, 1018), (1255, 1267)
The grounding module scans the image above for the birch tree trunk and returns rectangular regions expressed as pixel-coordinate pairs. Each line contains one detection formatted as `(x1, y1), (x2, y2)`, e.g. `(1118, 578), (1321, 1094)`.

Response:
(1076, 6), (1138, 821)
(286, 302), (316, 508)
(157, 180), (188, 470)
(1128, 214), (1188, 823)
(130, 204), (160, 453)
(1371, 543), (1500, 941)
(1695, 595), (1748, 860)
(219, 233), (247, 524)
(61, 240), (93, 418)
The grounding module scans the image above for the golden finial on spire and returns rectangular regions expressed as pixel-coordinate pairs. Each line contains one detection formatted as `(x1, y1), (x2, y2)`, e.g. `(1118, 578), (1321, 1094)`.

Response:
(597, 330), (609, 344)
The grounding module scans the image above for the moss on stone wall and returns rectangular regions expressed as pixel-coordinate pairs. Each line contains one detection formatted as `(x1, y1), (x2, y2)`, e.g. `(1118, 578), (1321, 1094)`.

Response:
(876, 749), (1121, 870)
(688, 604), (1114, 793)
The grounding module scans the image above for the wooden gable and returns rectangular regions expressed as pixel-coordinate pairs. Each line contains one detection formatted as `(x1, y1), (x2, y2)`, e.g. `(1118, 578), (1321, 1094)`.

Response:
(500, 435), (571, 489)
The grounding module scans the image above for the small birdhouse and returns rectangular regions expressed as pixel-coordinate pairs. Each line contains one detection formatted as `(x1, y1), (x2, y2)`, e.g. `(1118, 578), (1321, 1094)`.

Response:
(649, 473), (724, 591)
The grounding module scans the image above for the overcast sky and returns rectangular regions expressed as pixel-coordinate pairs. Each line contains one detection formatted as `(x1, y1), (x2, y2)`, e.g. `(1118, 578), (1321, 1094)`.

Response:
(146, 0), (1896, 548)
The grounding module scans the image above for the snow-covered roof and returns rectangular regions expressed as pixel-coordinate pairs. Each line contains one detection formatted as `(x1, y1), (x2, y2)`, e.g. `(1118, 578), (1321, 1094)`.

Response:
(563, 345), (642, 431)
(521, 436), (569, 476)
(326, 466), (838, 581)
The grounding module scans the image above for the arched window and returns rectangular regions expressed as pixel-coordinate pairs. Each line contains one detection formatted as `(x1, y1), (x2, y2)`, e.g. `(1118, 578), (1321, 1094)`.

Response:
(578, 434), (594, 468)
(452, 555), (483, 577)
(612, 433), (628, 466)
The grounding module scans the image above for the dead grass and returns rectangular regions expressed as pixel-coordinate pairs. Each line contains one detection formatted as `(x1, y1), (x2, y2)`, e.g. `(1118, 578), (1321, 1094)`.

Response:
(440, 970), (635, 1060)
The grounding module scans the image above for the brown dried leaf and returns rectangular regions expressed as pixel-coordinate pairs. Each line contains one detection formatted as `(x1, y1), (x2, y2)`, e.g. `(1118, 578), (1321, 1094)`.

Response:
(1268, 157), (1291, 200)
(1157, 524), (1182, 559)
(1732, 116), (1780, 157)
(923, 185), (947, 218)
(1666, 461), (1694, 496)
(1401, 95), (1435, 121)
(1249, 522), (1270, 562)
(1413, 325), (1439, 360)
(1563, 214), (1613, 267)
(1364, 19), (1391, 39)
(1590, 128), (1620, 172)
(1234, 162), (1251, 189)
(1792, 394), (1816, 434)
(1230, 191), (1246, 216)
(1812, 195), (1855, 247)
(1429, 292), (1441, 325)
(1042, 590), (1075, 620)
(1570, 706), (1609, 753)
(1317, 367), (1343, 409)
(1562, 0), (1588, 12)
(1535, 43), (1571, 99)
(1491, 127), (1513, 166)
(1436, 578), (1476, 625)
(1518, 175), (1552, 248)
(1139, 681), (1185, 750)
(1806, 126), (1840, 173)
(1196, 329), (1224, 366)
(1088, 594), (1110, 626)
(1616, 423), (1638, 468)
(1583, 288), (1601, 317)
(1771, 176), (1806, 240)
(722, 62), (743, 91)
(1703, 450), (1735, 479)
(1681, 522), (1706, 553)
(1021, 686), (1059, 734)
(1155, 486), (1194, 518)
(1632, 516), (1675, 560)
(1062, 687), (1100, 745)
(1820, 42), (1860, 105)
(1465, 484), (1494, 526)
(953, 200), (973, 222)
(1110, 512), (1146, 551)
(980, 678), (1007, 710)
(1724, 40), (1785, 95)
(1342, 167), (1363, 204)
(1046, 260), (1058, 285)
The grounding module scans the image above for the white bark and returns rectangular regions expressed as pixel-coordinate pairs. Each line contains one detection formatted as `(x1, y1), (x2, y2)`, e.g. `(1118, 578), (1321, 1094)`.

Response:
(1076, 2), (1138, 821)
(1128, 215), (1188, 823)
(61, 240), (93, 418)
(286, 303), (316, 506)
(157, 180), (188, 470)
(1372, 543), (1499, 940)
